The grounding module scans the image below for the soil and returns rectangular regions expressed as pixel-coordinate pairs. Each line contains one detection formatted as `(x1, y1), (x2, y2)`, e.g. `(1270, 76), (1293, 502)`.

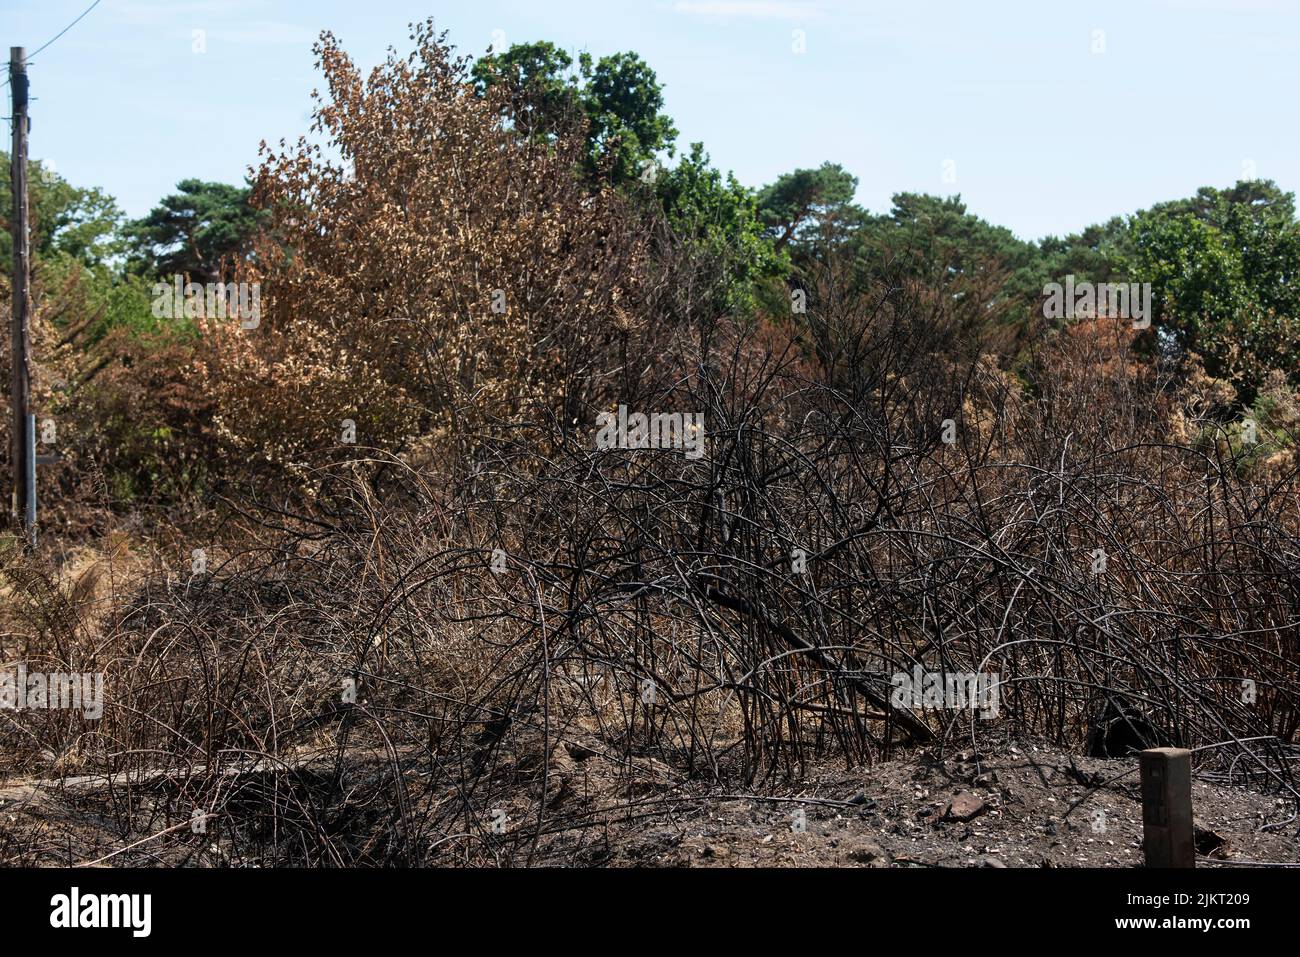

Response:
(556, 740), (1299, 868)
(2, 738), (1295, 867)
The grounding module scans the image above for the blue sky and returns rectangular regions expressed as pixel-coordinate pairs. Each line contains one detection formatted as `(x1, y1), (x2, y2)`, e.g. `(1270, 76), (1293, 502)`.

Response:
(3, 0), (1297, 240)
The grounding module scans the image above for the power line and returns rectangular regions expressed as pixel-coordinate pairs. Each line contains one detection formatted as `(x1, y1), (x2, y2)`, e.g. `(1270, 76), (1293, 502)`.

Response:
(28, 0), (105, 61)
(3, 0), (104, 91)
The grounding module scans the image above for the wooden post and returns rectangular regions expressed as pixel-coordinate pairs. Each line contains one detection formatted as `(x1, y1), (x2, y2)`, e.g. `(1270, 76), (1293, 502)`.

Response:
(9, 46), (34, 547)
(1140, 747), (1194, 868)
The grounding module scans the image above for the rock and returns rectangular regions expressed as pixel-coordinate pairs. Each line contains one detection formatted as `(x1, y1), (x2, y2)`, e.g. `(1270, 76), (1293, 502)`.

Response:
(564, 740), (600, 762)
(944, 792), (987, 822)
(543, 771), (574, 809)
(846, 841), (890, 865)
(980, 857), (1007, 868)
(548, 744), (577, 774)
(1194, 825), (1230, 859)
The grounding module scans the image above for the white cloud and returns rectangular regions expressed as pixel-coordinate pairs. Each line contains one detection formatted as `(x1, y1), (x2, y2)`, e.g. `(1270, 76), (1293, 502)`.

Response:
(672, 1), (827, 20)
(109, 0), (256, 24)
(107, 1), (314, 46)
(1149, 0), (1296, 10)
(208, 21), (318, 45)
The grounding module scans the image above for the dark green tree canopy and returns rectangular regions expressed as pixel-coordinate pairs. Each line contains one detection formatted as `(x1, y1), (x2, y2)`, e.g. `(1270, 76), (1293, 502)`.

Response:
(1124, 180), (1300, 393)
(1037, 216), (1129, 290)
(470, 40), (582, 139)
(655, 142), (784, 313)
(0, 154), (122, 273)
(866, 193), (1037, 281)
(123, 179), (263, 281)
(582, 51), (678, 182)
(473, 43), (677, 185)
(756, 162), (858, 250)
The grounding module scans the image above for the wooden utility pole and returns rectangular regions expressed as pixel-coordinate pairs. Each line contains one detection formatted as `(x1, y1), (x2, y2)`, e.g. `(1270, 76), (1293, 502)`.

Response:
(9, 47), (34, 546)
